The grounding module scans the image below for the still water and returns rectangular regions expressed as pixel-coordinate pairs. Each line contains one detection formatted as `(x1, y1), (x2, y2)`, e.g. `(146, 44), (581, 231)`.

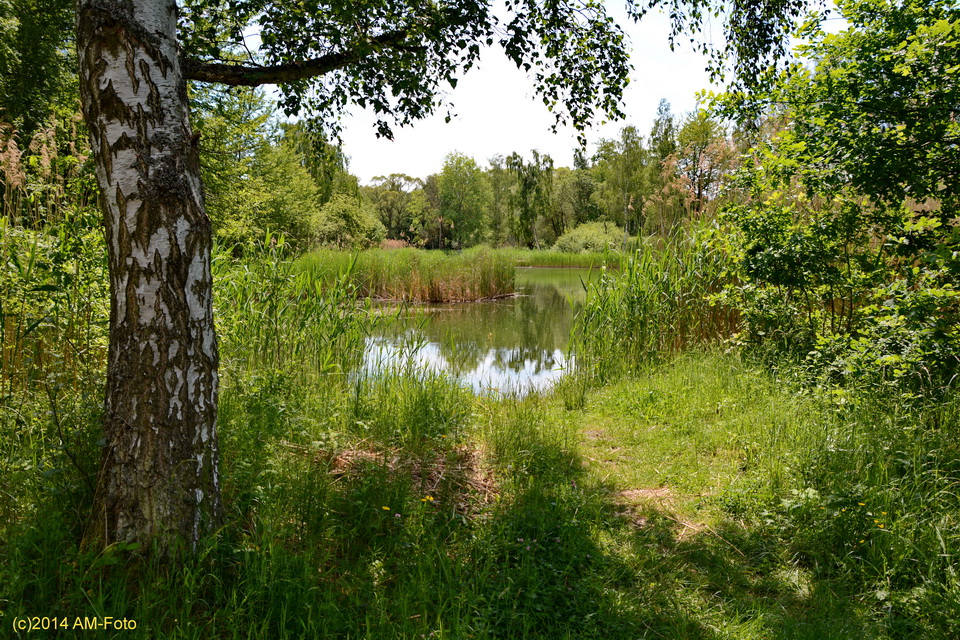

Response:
(362, 268), (600, 395)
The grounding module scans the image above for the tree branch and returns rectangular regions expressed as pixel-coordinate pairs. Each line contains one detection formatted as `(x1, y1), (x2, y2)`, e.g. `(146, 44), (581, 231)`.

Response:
(183, 28), (414, 86)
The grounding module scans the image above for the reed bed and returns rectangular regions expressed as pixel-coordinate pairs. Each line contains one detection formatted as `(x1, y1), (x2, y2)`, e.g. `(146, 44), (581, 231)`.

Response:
(296, 246), (515, 302)
(574, 228), (739, 382)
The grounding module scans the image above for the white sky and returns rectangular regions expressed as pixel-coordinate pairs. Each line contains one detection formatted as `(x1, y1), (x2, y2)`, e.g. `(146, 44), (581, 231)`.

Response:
(337, 7), (721, 184)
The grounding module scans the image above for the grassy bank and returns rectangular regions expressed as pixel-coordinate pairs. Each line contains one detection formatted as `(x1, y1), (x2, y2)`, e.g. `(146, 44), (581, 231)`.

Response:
(293, 245), (622, 304)
(497, 246), (622, 269)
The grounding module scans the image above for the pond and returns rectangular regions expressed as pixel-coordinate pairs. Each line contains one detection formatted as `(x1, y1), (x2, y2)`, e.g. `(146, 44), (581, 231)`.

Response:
(362, 267), (601, 395)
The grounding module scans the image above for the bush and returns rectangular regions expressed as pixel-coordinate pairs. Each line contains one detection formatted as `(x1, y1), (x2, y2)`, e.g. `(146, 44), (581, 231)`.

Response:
(311, 192), (386, 249)
(552, 221), (625, 253)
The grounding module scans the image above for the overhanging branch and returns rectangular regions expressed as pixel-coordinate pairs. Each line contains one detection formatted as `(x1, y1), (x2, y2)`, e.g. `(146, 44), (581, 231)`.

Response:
(183, 28), (413, 86)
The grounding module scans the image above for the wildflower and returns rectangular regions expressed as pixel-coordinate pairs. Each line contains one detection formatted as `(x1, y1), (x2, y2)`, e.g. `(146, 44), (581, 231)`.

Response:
(382, 506), (390, 511)
(858, 502), (866, 506)
(395, 513), (402, 519)
(841, 508), (847, 512)
(878, 523), (884, 528)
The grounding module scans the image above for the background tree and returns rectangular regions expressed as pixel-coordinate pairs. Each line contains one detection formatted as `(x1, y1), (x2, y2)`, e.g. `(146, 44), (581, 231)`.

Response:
(507, 150), (554, 248)
(548, 166), (577, 242)
(486, 154), (516, 246)
(675, 110), (734, 215)
(437, 152), (492, 248)
(571, 147), (602, 225)
(363, 173), (423, 242)
(312, 192), (385, 249)
(642, 98), (677, 233)
(191, 84), (271, 245)
(0, 0), (75, 139)
(591, 125), (647, 236)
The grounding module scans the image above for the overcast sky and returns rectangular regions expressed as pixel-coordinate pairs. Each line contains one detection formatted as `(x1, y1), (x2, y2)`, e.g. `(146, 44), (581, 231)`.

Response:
(335, 7), (720, 184)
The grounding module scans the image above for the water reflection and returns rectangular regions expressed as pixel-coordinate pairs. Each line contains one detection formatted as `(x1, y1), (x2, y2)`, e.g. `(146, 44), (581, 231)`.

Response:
(362, 268), (600, 395)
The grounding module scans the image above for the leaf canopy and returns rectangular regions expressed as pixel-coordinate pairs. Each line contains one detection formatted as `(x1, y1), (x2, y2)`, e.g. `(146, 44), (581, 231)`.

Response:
(180, 0), (632, 140)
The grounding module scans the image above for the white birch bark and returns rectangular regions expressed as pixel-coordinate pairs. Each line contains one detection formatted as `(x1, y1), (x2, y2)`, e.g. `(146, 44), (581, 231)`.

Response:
(77, 0), (221, 554)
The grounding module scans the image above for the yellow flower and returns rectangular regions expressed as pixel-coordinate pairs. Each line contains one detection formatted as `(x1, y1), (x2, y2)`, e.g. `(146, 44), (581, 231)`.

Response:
(878, 524), (884, 528)
(858, 502), (866, 506)
(382, 506), (390, 511)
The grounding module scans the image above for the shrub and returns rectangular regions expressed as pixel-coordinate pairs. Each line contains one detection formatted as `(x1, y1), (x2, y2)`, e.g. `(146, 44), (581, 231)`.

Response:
(553, 221), (625, 254)
(311, 192), (386, 249)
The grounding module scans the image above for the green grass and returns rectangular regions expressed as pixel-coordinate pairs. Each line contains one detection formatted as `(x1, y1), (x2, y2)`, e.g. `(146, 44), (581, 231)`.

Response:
(9, 341), (958, 638)
(496, 246), (622, 268)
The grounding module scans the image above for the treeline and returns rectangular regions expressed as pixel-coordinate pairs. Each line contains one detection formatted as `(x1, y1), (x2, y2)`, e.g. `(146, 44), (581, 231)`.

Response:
(194, 93), (740, 252)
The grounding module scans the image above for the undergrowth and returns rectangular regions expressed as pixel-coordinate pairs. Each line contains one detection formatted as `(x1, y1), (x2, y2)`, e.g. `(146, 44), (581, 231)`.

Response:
(2, 219), (958, 638)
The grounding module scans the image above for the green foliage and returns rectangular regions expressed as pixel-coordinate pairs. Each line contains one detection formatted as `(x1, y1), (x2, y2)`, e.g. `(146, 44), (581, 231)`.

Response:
(485, 154), (517, 246)
(437, 152), (492, 249)
(673, 110), (737, 215)
(717, 0), (960, 396)
(180, 0), (633, 141)
(193, 86), (349, 249)
(311, 192), (385, 249)
(363, 173), (423, 241)
(591, 125), (646, 235)
(508, 150), (554, 248)
(192, 85), (273, 242)
(553, 221), (625, 254)
(0, 0), (76, 138)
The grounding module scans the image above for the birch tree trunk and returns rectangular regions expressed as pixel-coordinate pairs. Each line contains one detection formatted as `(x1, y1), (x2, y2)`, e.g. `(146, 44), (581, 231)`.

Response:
(77, 0), (221, 555)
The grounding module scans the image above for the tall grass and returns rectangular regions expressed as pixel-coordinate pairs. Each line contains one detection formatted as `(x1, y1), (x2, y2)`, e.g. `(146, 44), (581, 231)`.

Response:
(574, 228), (739, 382)
(214, 235), (377, 375)
(773, 391), (960, 636)
(497, 246), (622, 268)
(297, 246), (515, 302)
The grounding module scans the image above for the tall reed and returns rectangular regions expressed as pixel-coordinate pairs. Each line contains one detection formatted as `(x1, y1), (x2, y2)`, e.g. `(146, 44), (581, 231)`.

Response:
(296, 246), (515, 302)
(573, 228), (739, 382)
(214, 234), (378, 376)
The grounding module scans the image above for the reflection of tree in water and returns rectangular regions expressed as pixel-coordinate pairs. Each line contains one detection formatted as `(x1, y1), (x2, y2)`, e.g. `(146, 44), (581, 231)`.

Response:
(489, 346), (561, 376)
(367, 269), (595, 384)
(425, 284), (575, 373)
